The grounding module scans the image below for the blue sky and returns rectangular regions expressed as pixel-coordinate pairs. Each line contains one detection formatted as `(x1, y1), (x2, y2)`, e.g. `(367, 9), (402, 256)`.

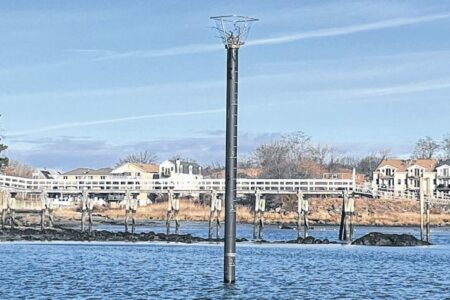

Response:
(1, 0), (450, 170)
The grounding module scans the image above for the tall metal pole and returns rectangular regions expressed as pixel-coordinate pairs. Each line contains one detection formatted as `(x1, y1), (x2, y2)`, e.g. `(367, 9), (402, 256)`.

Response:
(224, 46), (238, 284)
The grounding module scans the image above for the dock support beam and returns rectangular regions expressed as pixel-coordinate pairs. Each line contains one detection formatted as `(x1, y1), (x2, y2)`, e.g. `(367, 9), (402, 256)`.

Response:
(166, 191), (180, 235)
(9, 193), (16, 229)
(339, 190), (355, 242)
(297, 191), (309, 239)
(87, 195), (93, 234)
(1, 189), (8, 230)
(80, 190), (88, 232)
(420, 178), (432, 243)
(253, 190), (265, 240)
(426, 200), (431, 243)
(125, 190), (138, 235)
(208, 190), (222, 240)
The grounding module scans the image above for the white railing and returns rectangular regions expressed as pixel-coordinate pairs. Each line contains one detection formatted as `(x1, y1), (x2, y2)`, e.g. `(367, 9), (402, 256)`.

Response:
(0, 174), (353, 194)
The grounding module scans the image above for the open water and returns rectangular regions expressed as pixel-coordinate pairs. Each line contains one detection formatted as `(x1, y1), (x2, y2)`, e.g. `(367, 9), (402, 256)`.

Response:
(1, 224), (449, 299)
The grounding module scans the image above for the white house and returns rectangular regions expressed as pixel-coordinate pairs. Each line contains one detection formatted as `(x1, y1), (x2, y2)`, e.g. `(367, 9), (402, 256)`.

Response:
(436, 159), (450, 195)
(159, 159), (202, 180)
(406, 160), (437, 193)
(372, 159), (437, 195)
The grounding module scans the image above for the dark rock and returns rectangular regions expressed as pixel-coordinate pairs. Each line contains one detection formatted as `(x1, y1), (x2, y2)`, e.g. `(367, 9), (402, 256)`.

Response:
(352, 232), (431, 247)
(279, 224), (294, 230)
(303, 236), (316, 244)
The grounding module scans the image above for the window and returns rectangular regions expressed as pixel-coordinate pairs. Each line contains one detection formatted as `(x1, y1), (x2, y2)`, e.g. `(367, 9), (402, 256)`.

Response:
(63, 176), (68, 180)
(398, 179), (401, 185)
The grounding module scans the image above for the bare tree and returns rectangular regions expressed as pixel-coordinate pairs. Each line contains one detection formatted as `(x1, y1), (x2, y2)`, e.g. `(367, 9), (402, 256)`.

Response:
(3, 160), (34, 178)
(355, 149), (391, 178)
(202, 161), (224, 178)
(0, 114), (8, 169)
(252, 131), (320, 179)
(238, 155), (256, 169)
(0, 140), (7, 169)
(117, 150), (158, 166)
(442, 134), (450, 160)
(412, 136), (440, 159)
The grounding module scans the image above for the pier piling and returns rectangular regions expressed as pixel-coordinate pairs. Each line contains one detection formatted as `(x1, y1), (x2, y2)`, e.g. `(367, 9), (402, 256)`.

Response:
(208, 190), (222, 240)
(80, 190), (88, 232)
(253, 190), (265, 240)
(87, 196), (93, 234)
(339, 190), (355, 242)
(10, 193), (16, 229)
(1, 189), (7, 230)
(297, 191), (309, 239)
(166, 191), (180, 235)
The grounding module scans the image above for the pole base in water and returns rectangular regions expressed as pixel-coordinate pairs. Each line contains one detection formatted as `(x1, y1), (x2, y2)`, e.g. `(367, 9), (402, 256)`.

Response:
(224, 254), (236, 283)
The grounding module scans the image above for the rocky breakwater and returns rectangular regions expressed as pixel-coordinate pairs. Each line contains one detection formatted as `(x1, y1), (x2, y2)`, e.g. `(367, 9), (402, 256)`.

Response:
(352, 232), (431, 246)
(275, 236), (333, 244)
(0, 227), (251, 244)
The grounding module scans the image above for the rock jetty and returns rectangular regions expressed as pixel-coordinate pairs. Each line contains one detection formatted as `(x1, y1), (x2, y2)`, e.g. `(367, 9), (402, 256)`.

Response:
(352, 232), (430, 246)
(0, 227), (236, 243)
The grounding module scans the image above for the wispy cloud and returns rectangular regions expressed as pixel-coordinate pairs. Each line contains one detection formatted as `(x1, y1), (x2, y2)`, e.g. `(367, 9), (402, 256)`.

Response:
(93, 44), (222, 61)
(248, 12), (450, 46)
(346, 79), (450, 98)
(7, 76), (450, 138)
(6, 109), (224, 137)
(83, 12), (450, 61)
(261, 78), (450, 105)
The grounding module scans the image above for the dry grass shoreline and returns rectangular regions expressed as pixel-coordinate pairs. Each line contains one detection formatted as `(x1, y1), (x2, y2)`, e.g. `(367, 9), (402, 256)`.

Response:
(47, 198), (450, 227)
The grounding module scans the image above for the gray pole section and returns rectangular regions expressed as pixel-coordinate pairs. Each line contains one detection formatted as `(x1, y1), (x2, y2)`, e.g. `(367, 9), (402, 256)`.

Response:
(224, 46), (238, 284)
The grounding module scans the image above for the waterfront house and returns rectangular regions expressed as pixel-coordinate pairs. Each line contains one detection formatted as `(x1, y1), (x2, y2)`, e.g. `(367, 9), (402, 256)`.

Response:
(111, 163), (160, 179)
(159, 159), (202, 180)
(372, 159), (437, 194)
(406, 159), (437, 193)
(61, 168), (113, 181)
(436, 159), (450, 195)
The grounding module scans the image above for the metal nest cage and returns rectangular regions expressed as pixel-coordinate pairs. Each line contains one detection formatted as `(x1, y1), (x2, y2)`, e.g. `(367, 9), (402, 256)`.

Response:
(210, 15), (258, 48)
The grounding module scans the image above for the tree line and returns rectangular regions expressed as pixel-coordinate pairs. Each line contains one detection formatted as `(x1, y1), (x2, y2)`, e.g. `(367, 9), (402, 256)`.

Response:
(412, 135), (450, 160)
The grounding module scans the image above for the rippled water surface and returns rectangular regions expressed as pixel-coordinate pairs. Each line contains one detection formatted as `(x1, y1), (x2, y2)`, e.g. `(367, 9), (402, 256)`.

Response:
(1, 225), (450, 299)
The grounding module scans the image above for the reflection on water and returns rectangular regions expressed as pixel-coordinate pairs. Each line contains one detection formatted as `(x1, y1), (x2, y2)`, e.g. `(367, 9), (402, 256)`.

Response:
(1, 224), (450, 299)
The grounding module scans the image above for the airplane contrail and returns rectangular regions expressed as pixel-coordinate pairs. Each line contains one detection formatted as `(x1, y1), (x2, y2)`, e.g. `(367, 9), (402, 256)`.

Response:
(248, 12), (450, 46)
(89, 12), (450, 60)
(6, 109), (224, 137)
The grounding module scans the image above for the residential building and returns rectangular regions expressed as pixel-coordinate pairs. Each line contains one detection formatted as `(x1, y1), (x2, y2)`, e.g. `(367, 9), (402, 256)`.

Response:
(160, 159), (202, 180)
(111, 163), (160, 179)
(372, 159), (437, 194)
(406, 159), (437, 193)
(436, 159), (450, 195)
(61, 168), (113, 181)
